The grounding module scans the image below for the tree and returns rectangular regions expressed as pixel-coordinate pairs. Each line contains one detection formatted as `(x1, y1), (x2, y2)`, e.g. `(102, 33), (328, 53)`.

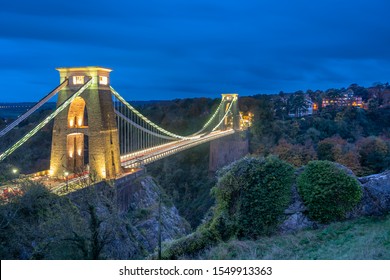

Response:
(336, 151), (362, 175)
(272, 139), (317, 167)
(0, 181), (126, 259)
(357, 137), (389, 175)
(0, 182), (86, 259)
(288, 92), (308, 117)
(325, 88), (342, 99)
(349, 83), (369, 101)
(273, 92), (288, 120)
(317, 136), (362, 175)
(317, 136), (346, 161)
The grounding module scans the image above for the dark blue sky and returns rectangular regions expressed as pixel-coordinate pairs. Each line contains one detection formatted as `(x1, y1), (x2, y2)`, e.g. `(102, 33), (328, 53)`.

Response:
(1, 0), (390, 102)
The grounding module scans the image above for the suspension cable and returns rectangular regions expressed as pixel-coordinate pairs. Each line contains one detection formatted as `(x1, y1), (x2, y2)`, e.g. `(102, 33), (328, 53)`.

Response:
(111, 86), (224, 140)
(114, 110), (177, 140)
(0, 79), (69, 138)
(212, 97), (237, 131)
(111, 87), (193, 139)
(0, 78), (93, 162)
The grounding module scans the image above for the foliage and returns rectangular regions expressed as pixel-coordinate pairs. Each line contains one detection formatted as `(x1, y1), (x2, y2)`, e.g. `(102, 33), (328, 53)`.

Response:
(317, 136), (362, 175)
(138, 97), (220, 136)
(252, 90), (390, 176)
(297, 161), (362, 223)
(317, 137), (346, 161)
(160, 226), (216, 259)
(357, 136), (390, 175)
(288, 91), (308, 116)
(0, 182), (86, 259)
(210, 156), (294, 239)
(336, 151), (362, 176)
(0, 181), (136, 260)
(0, 109), (53, 175)
(148, 144), (215, 228)
(272, 139), (317, 167)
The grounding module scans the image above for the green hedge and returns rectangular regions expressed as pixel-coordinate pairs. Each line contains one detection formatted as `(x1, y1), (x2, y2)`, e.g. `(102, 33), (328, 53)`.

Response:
(297, 161), (362, 223)
(211, 155), (295, 238)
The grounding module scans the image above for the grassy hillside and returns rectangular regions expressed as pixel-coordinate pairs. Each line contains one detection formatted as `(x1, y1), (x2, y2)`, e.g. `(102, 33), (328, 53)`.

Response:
(196, 215), (390, 260)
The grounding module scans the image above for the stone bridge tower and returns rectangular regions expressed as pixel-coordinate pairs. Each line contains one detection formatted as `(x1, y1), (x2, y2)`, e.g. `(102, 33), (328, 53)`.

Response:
(49, 67), (121, 180)
(219, 93), (240, 130)
(210, 93), (248, 172)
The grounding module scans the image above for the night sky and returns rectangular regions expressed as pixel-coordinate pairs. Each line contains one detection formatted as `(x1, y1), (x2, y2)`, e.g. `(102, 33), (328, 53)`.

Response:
(1, 0), (390, 102)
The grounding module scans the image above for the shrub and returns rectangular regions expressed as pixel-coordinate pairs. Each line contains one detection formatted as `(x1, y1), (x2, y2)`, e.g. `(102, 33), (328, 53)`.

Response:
(210, 155), (295, 238)
(297, 161), (362, 223)
(160, 227), (216, 259)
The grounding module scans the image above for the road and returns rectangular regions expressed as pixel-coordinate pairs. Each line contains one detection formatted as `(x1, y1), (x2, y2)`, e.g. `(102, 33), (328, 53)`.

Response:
(120, 129), (235, 168)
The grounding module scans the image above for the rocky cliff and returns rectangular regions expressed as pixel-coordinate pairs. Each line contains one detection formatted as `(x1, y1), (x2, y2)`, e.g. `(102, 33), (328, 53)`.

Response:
(126, 176), (191, 253)
(68, 175), (190, 259)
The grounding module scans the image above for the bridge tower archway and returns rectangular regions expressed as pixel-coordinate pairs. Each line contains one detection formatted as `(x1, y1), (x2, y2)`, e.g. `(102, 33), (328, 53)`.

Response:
(219, 93), (240, 130)
(65, 96), (88, 173)
(49, 67), (121, 180)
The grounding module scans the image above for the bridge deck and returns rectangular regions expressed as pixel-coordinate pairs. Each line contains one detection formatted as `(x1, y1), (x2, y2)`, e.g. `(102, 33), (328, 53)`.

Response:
(120, 129), (235, 168)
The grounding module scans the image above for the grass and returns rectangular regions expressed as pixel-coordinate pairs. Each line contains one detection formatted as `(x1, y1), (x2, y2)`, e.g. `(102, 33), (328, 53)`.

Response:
(194, 215), (390, 260)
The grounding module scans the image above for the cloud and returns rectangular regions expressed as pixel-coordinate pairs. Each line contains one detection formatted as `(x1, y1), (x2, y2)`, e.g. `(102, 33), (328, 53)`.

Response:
(1, 0), (390, 102)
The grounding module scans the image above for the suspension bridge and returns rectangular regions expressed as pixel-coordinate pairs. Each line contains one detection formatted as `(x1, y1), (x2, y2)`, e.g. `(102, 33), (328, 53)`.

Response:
(0, 67), (247, 186)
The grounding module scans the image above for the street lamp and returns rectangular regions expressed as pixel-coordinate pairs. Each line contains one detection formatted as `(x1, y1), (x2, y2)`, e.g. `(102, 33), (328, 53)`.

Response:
(11, 168), (19, 180)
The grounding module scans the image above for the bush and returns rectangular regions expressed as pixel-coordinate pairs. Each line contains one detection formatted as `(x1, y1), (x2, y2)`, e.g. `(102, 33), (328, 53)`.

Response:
(297, 161), (362, 223)
(210, 156), (295, 238)
(160, 227), (216, 259)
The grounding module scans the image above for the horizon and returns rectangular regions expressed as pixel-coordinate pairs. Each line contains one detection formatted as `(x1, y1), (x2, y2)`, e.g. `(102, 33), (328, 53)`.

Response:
(0, 79), (388, 104)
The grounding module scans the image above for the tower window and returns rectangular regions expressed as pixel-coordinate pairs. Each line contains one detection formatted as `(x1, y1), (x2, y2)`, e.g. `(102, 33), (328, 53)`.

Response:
(73, 76), (85, 85)
(99, 76), (108, 85)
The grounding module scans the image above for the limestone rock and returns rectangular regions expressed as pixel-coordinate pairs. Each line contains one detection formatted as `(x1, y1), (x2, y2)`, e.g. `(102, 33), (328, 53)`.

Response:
(127, 176), (191, 253)
(348, 170), (390, 217)
(279, 212), (315, 233)
(68, 175), (190, 259)
(279, 185), (316, 233)
(332, 162), (358, 178)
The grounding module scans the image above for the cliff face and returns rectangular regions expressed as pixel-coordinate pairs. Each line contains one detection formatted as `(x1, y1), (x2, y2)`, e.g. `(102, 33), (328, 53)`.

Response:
(126, 176), (191, 253)
(68, 175), (190, 259)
